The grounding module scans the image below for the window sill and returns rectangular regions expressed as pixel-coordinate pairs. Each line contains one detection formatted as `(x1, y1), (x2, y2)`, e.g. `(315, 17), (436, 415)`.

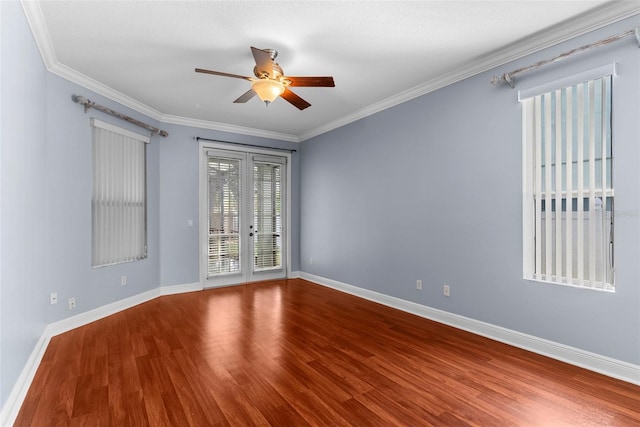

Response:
(523, 276), (615, 293)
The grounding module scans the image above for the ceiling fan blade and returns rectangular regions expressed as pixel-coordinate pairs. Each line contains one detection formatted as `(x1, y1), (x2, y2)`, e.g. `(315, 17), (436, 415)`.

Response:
(195, 68), (252, 81)
(286, 76), (335, 87)
(233, 89), (256, 104)
(251, 47), (273, 78)
(280, 88), (311, 110)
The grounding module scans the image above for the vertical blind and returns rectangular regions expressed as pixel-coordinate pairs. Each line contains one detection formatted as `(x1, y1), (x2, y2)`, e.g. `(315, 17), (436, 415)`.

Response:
(253, 162), (283, 271)
(523, 76), (614, 290)
(91, 119), (148, 267)
(207, 156), (242, 276)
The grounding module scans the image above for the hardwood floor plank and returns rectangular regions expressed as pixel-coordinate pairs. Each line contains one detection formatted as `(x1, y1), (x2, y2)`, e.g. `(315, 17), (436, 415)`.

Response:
(14, 279), (640, 426)
(273, 388), (353, 426)
(160, 387), (190, 426)
(353, 388), (444, 426)
(121, 390), (150, 427)
(170, 349), (231, 426)
(134, 355), (173, 426)
(160, 352), (211, 426)
(19, 330), (85, 426)
(307, 347), (376, 393)
(340, 397), (391, 425)
(277, 354), (354, 403)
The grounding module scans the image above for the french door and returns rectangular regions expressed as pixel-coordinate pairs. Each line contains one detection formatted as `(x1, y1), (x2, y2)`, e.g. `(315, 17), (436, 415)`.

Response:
(200, 148), (287, 288)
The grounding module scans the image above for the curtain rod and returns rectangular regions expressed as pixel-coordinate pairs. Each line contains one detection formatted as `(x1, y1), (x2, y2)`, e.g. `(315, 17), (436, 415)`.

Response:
(71, 95), (168, 137)
(196, 136), (297, 152)
(491, 27), (640, 88)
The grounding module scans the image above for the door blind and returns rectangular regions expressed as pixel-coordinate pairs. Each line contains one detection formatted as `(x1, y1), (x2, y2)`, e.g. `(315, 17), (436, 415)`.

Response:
(207, 156), (242, 276)
(253, 162), (282, 271)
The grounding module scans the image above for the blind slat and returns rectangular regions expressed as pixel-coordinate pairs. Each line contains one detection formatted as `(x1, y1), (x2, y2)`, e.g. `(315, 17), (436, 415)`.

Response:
(576, 83), (585, 286)
(544, 92), (553, 280)
(565, 87), (573, 284)
(588, 80), (597, 285)
(554, 90), (563, 281)
(600, 80), (610, 285)
(534, 97), (542, 280)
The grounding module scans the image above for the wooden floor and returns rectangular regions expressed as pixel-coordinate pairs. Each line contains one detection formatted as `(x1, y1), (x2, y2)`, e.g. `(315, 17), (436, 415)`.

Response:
(15, 279), (640, 426)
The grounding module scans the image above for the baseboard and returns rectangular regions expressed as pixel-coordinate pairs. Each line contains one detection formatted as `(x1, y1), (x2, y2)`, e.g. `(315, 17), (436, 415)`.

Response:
(0, 332), (50, 427)
(1, 282), (198, 426)
(300, 272), (640, 386)
(44, 288), (160, 338)
(288, 270), (301, 279)
(160, 282), (202, 296)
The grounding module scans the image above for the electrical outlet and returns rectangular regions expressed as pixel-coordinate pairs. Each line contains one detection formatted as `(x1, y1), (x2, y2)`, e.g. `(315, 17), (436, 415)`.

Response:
(309, 257), (313, 265)
(443, 285), (450, 297)
(121, 275), (127, 286)
(68, 297), (76, 310)
(416, 280), (422, 290)
(50, 292), (58, 305)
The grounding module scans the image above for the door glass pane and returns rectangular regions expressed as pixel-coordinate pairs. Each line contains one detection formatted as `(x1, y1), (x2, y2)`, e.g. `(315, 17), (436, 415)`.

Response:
(253, 162), (282, 271)
(207, 157), (242, 276)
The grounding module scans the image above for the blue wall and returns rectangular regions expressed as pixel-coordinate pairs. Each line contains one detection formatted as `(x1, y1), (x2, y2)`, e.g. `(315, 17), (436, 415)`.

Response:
(300, 16), (640, 365)
(1, 1), (49, 408)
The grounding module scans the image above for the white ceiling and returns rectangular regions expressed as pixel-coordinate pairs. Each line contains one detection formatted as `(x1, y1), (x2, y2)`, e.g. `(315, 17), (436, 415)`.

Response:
(23, 1), (640, 142)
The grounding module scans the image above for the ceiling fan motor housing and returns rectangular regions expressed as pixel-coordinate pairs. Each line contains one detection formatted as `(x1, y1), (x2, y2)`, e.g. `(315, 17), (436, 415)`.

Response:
(254, 63), (284, 80)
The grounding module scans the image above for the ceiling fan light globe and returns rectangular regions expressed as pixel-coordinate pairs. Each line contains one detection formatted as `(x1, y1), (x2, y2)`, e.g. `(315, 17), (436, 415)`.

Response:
(252, 79), (285, 104)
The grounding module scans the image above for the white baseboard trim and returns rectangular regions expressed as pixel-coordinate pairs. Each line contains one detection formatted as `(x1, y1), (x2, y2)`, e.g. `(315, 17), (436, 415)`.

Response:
(0, 332), (50, 427)
(288, 270), (301, 279)
(160, 282), (202, 296)
(45, 288), (160, 338)
(300, 272), (640, 386)
(1, 282), (199, 426)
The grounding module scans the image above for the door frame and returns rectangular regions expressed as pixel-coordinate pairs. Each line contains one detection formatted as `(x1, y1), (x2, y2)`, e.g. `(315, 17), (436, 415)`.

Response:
(198, 141), (292, 288)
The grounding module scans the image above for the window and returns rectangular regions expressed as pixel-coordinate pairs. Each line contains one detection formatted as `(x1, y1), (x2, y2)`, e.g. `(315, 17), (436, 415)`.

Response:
(522, 75), (614, 290)
(91, 119), (148, 267)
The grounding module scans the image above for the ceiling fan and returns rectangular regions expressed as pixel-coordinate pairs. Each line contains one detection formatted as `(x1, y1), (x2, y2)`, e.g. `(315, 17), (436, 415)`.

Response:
(195, 47), (335, 110)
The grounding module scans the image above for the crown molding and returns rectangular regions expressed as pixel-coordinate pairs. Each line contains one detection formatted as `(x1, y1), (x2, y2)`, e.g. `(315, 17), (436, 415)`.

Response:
(160, 114), (300, 142)
(21, 0), (56, 65)
(299, 1), (640, 141)
(22, 0), (640, 143)
(53, 62), (167, 121)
